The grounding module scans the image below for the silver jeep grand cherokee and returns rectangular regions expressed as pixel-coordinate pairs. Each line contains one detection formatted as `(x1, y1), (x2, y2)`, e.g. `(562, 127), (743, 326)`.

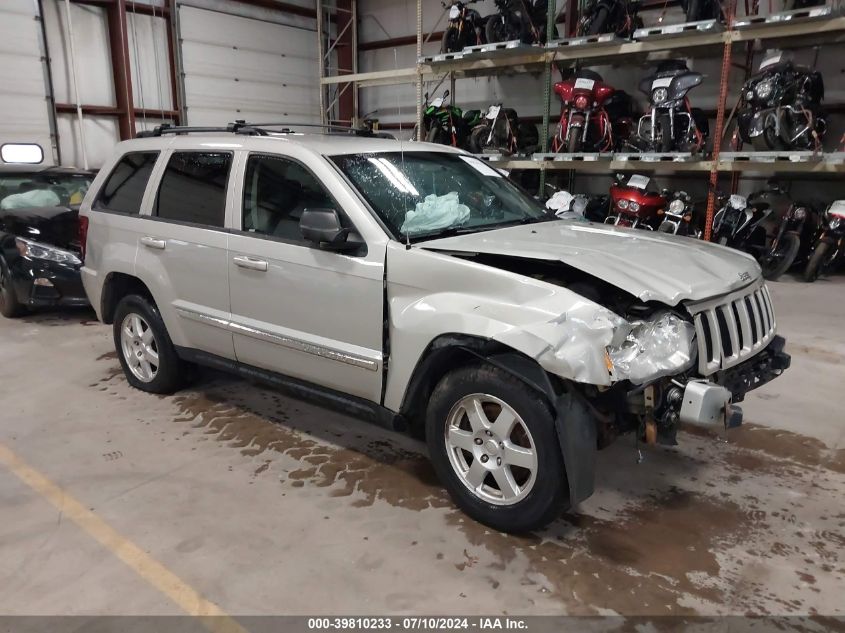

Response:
(79, 124), (790, 533)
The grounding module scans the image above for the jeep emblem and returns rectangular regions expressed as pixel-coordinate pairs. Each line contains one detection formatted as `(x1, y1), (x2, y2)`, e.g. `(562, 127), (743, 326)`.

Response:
(739, 271), (751, 282)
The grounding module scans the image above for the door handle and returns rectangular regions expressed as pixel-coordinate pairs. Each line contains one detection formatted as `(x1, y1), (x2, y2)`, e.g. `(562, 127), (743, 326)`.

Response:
(233, 255), (269, 272)
(140, 236), (166, 250)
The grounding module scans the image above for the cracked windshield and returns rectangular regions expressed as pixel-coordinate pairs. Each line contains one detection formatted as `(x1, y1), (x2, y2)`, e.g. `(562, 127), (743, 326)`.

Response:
(331, 152), (552, 241)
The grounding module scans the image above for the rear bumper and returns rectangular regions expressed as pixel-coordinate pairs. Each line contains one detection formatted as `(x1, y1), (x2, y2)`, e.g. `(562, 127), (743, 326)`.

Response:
(9, 257), (89, 308)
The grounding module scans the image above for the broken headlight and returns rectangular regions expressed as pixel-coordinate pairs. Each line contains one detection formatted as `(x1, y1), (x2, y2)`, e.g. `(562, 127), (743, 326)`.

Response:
(607, 311), (696, 384)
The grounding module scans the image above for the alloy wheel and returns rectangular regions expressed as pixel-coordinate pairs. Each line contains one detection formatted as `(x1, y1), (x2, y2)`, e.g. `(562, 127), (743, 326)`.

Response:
(444, 393), (538, 506)
(120, 312), (159, 383)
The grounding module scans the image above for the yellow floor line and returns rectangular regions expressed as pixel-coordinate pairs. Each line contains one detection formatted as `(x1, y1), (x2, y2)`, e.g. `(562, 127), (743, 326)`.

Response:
(0, 442), (248, 633)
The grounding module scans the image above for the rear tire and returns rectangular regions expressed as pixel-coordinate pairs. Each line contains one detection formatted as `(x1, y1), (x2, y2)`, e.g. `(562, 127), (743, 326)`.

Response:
(0, 259), (26, 319)
(803, 240), (832, 282)
(426, 364), (569, 534)
(113, 294), (188, 394)
(486, 17), (518, 44)
(762, 232), (801, 281)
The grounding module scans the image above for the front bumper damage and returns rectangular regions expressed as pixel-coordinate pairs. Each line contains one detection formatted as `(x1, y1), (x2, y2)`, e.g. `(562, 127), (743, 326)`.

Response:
(639, 335), (791, 443)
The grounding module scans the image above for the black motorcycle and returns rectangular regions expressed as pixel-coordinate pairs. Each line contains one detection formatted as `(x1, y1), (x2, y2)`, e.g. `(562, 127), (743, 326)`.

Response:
(441, 0), (487, 53)
(736, 52), (825, 152)
(714, 182), (818, 280)
(636, 60), (708, 153)
(486, 0), (551, 45)
(680, 0), (722, 22)
(468, 104), (539, 155)
(577, 0), (642, 37)
(803, 200), (845, 282)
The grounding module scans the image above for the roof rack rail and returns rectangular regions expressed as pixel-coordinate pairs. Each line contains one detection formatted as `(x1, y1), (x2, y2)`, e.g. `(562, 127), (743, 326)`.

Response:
(135, 121), (267, 138)
(134, 120), (395, 140)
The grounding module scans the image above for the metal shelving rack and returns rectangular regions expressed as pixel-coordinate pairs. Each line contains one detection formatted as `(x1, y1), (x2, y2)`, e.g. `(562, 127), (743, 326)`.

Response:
(318, 1), (845, 235)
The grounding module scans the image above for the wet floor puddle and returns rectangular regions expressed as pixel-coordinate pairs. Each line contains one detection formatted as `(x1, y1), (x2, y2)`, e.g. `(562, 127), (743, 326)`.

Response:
(94, 362), (845, 616)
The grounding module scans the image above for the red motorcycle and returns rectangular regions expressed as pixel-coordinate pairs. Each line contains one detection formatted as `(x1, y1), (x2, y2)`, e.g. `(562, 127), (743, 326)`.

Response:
(605, 173), (668, 229)
(551, 70), (635, 153)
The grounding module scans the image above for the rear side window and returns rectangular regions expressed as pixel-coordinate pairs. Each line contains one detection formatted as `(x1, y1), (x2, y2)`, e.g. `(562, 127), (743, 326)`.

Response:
(154, 152), (232, 228)
(93, 151), (159, 214)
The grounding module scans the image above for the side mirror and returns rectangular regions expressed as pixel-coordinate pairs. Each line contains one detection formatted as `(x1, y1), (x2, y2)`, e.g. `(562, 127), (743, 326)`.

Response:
(300, 208), (357, 251)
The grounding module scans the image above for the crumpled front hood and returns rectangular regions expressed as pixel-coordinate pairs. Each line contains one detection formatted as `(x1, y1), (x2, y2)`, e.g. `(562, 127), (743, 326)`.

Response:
(420, 220), (760, 305)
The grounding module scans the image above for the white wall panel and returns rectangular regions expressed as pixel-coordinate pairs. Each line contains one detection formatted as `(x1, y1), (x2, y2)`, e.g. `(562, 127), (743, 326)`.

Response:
(56, 114), (119, 168)
(43, 0), (115, 106)
(0, 0), (54, 163)
(178, 4), (320, 126)
(127, 12), (173, 112)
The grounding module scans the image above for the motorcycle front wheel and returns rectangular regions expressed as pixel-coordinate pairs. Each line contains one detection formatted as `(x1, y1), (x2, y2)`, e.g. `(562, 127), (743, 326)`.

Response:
(750, 125), (782, 151)
(686, 0), (701, 21)
(587, 7), (610, 35)
(485, 17), (520, 44)
(803, 240), (835, 282)
(441, 27), (465, 53)
(469, 125), (494, 154)
(566, 127), (582, 153)
(762, 231), (801, 281)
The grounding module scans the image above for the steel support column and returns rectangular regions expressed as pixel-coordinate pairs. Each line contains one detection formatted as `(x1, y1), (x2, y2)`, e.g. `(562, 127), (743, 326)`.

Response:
(704, 0), (737, 241)
(335, 0), (356, 125)
(106, 0), (135, 139)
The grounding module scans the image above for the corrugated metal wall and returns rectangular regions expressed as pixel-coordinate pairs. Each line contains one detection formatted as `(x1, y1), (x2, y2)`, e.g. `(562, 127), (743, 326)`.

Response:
(178, 3), (320, 125)
(0, 0), (56, 164)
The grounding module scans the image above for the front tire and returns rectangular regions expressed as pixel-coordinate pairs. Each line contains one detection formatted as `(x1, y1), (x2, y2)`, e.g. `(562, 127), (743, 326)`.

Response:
(113, 294), (187, 394)
(762, 231), (801, 281)
(0, 259), (26, 318)
(803, 240), (833, 282)
(426, 364), (569, 533)
(587, 6), (610, 35)
(469, 125), (493, 154)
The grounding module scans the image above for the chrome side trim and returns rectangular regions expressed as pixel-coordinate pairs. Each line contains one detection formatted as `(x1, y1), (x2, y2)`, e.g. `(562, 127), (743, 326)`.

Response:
(175, 307), (231, 330)
(174, 306), (380, 372)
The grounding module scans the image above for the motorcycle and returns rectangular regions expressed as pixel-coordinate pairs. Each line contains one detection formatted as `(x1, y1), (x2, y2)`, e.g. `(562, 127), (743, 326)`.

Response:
(577, 0), (642, 37)
(803, 200), (845, 282)
(468, 104), (539, 155)
(679, 0), (722, 23)
(441, 0), (487, 53)
(657, 191), (697, 236)
(485, 0), (551, 45)
(605, 173), (668, 229)
(550, 69), (637, 153)
(636, 60), (708, 153)
(714, 181), (818, 280)
(736, 50), (825, 152)
(419, 90), (481, 148)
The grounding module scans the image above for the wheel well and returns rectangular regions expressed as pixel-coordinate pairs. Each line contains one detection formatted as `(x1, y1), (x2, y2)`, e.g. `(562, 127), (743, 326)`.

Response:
(398, 334), (557, 437)
(100, 273), (156, 324)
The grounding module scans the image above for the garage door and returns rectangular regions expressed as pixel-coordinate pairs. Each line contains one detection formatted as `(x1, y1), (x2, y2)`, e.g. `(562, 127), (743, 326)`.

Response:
(178, 4), (320, 127)
(0, 0), (55, 164)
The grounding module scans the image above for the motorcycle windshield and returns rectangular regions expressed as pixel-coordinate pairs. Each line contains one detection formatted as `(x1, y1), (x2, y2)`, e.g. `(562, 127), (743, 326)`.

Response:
(669, 72), (703, 101)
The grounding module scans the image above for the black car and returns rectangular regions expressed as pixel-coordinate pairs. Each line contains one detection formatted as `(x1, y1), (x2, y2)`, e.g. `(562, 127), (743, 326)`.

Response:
(0, 165), (96, 318)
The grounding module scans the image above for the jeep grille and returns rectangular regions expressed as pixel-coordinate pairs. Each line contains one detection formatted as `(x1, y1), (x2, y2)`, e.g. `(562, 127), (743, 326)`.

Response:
(686, 280), (776, 376)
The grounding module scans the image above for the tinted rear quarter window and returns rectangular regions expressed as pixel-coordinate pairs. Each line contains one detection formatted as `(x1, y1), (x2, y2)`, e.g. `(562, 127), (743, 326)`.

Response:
(155, 152), (232, 227)
(93, 151), (159, 214)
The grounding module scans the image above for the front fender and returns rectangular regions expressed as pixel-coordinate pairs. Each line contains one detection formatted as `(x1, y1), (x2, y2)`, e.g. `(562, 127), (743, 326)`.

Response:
(383, 243), (624, 413)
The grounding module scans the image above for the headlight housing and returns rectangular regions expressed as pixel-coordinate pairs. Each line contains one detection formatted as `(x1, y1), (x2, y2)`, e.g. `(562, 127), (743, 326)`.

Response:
(669, 199), (685, 214)
(15, 237), (82, 266)
(617, 199), (629, 210)
(607, 312), (696, 384)
(652, 87), (669, 104)
(628, 201), (640, 212)
(755, 79), (774, 100)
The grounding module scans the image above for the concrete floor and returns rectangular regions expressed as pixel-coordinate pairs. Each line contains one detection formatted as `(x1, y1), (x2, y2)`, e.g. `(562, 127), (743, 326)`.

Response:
(0, 275), (843, 618)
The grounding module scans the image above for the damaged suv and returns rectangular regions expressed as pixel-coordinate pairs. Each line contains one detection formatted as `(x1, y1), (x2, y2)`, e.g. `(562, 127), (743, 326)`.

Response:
(80, 125), (790, 533)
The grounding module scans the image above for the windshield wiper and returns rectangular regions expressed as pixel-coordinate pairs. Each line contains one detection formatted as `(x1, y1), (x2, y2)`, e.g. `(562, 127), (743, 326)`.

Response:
(404, 225), (477, 243)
